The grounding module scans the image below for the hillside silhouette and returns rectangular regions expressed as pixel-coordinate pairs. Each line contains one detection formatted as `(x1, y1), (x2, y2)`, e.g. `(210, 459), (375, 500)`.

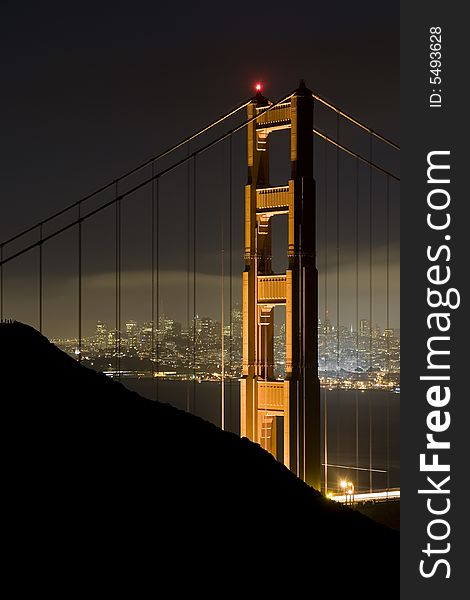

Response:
(1, 322), (399, 595)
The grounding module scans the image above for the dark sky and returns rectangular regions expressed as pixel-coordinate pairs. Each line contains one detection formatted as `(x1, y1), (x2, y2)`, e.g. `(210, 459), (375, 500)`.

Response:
(0, 1), (399, 338)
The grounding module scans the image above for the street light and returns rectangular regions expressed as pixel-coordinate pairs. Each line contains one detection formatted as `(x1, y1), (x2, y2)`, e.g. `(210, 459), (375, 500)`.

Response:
(339, 479), (355, 505)
(346, 481), (355, 505)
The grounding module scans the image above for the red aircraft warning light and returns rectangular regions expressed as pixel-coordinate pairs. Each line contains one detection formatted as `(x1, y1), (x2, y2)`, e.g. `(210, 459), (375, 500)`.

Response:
(255, 83), (262, 92)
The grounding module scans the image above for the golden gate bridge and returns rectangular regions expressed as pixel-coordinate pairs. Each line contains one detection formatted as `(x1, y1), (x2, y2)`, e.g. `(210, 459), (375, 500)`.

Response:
(0, 80), (400, 501)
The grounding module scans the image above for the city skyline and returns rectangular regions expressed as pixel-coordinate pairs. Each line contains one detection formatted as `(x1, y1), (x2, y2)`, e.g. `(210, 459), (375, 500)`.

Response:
(52, 310), (400, 391)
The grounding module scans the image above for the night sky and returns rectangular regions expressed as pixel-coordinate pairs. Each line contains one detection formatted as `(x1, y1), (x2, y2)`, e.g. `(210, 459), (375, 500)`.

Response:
(0, 1), (399, 338)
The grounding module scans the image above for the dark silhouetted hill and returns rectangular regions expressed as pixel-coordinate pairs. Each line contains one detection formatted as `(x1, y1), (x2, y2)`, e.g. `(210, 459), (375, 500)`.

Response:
(1, 322), (399, 595)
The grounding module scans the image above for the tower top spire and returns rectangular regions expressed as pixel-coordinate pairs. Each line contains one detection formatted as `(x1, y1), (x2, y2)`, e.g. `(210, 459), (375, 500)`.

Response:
(294, 79), (311, 97)
(251, 84), (269, 106)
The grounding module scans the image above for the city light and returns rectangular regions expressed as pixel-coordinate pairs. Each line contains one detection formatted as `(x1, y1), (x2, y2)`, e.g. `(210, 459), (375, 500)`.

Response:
(337, 480), (355, 504)
(331, 489), (400, 504)
(52, 313), (400, 389)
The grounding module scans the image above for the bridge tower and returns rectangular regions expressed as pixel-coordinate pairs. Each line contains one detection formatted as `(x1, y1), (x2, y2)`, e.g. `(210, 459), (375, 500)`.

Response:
(240, 81), (321, 490)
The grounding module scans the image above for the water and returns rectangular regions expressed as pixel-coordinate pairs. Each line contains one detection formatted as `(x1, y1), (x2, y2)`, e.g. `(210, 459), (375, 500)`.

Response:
(321, 388), (400, 494)
(121, 378), (400, 493)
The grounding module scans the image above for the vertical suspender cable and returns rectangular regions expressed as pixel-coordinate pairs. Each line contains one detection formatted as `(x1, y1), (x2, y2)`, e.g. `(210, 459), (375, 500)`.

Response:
(323, 137), (328, 494)
(324, 136), (328, 348)
(386, 175), (390, 492)
(300, 174), (305, 475)
(151, 162), (156, 398)
(118, 192), (121, 381)
(186, 145), (191, 412)
(386, 176), (390, 365)
(369, 134), (373, 493)
(193, 155), (197, 407)
(221, 178), (225, 431)
(115, 183), (118, 373)
(228, 133), (233, 433)
(156, 176), (160, 401)
(335, 114), (340, 471)
(369, 134), (373, 355)
(39, 223), (43, 333)
(150, 171), (160, 400)
(78, 203), (82, 362)
(355, 158), (359, 490)
(336, 114), (340, 375)
(0, 244), (3, 320)
(115, 181), (121, 380)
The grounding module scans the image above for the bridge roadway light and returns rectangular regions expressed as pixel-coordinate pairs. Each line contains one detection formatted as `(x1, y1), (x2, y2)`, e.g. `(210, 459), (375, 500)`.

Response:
(339, 479), (355, 504)
(346, 482), (355, 505)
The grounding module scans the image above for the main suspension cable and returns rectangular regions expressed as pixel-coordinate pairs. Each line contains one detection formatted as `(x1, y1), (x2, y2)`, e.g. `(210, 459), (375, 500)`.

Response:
(311, 91), (400, 150)
(1, 100), (251, 250)
(313, 129), (399, 181)
(0, 93), (294, 269)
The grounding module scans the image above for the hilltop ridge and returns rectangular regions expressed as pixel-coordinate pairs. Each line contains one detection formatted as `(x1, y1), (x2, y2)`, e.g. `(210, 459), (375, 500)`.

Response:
(1, 322), (399, 595)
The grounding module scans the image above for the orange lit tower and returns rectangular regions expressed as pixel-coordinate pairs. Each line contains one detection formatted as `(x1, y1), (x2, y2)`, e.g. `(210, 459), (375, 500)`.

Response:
(240, 81), (321, 490)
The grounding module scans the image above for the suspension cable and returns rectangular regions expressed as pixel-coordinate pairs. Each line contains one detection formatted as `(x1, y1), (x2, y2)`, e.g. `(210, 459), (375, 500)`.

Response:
(369, 135), (373, 371)
(336, 115), (340, 375)
(186, 145), (191, 412)
(78, 202), (82, 362)
(323, 463), (386, 473)
(151, 161), (156, 398)
(156, 176), (160, 400)
(313, 129), (399, 181)
(39, 223), (43, 333)
(311, 92), (400, 150)
(220, 205), (225, 431)
(115, 181), (121, 380)
(369, 134), (373, 494)
(0, 245), (3, 319)
(193, 155), (197, 404)
(386, 176), (390, 370)
(114, 182), (118, 376)
(228, 133), (233, 432)
(1, 91), (397, 259)
(386, 175), (391, 491)
(355, 159), (360, 373)
(355, 158), (359, 490)
(0, 100), (251, 250)
(335, 114), (341, 481)
(0, 93), (295, 265)
(323, 136), (328, 494)
(118, 193), (121, 380)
